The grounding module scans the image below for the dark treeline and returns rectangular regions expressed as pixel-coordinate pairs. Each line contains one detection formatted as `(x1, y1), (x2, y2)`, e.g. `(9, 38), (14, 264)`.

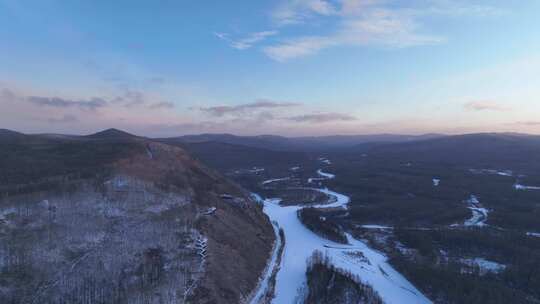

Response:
(305, 250), (383, 304)
(297, 208), (347, 244)
(0, 139), (142, 196)
(391, 227), (540, 303)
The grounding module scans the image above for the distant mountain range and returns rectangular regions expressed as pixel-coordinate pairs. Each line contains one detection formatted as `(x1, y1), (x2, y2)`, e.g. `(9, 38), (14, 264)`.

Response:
(3, 128), (540, 170)
(162, 132), (446, 151)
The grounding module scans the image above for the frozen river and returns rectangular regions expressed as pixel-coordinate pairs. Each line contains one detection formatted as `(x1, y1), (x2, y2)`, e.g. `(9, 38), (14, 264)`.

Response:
(252, 169), (432, 304)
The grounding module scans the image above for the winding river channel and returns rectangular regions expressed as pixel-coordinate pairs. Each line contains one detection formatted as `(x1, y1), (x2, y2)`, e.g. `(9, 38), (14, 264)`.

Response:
(250, 169), (432, 304)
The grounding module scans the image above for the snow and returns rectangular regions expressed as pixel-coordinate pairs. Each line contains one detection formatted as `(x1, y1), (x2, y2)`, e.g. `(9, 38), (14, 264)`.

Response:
(258, 168), (431, 304)
(184, 234), (207, 301)
(263, 200), (431, 304)
(308, 169), (335, 184)
(432, 179), (440, 187)
(526, 232), (540, 238)
(467, 195), (480, 205)
(290, 166), (301, 171)
(318, 157), (332, 164)
(248, 219), (282, 304)
(307, 177), (323, 184)
(316, 169), (335, 179)
(311, 187), (350, 209)
(250, 193), (264, 202)
(146, 146), (153, 159)
(396, 241), (414, 256)
(201, 207), (217, 215)
(514, 183), (540, 190)
(361, 225), (393, 230)
(464, 195), (488, 227)
(461, 258), (506, 274)
(262, 177), (291, 185)
(469, 169), (513, 177)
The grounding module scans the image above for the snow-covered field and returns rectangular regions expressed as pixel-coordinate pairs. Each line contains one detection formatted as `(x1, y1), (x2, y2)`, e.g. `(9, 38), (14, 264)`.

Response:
(256, 169), (432, 304)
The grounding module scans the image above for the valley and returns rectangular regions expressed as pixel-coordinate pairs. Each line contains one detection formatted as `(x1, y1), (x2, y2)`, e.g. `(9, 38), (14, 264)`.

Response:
(180, 132), (540, 304)
(2, 129), (540, 304)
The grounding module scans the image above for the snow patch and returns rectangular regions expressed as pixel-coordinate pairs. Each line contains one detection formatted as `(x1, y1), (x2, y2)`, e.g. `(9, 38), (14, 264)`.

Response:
(262, 177), (291, 185)
(514, 183), (540, 190)
(317, 169), (335, 179)
(432, 179), (440, 187)
(250, 167), (265, 174)
(318, 157), (331, 165)
(248, 220), (282, 304)
(461, 258), (506, 275)
(361, 225), (393, 230)
(464, 195), (488, 227)
(308, 169), (335, 184)
(469, 169), (513, 177)
(201, 207), (217, 215)
(146, 146), (153, 159)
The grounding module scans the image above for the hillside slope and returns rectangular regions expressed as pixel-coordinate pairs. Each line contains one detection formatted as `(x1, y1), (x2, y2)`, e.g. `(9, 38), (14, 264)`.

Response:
(0, 130), (274, 304)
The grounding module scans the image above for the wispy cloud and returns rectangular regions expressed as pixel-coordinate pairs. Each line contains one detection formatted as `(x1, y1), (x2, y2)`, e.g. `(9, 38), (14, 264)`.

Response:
(286, 112), (357, 123)
(17, 86), (172, 113)
(27, 96), (107, 111)
(264, 36), (337, 62)
(508, 121), (540, 126)
(464, 101), (510, 112)
(111, 90), (146, 108)
(199, 99), (300, 117)
(47, 114), (79, 124)
(148, 101), (175, 109)
(262, 0), (500, 61)
(215, 30), (278, 50)
(272, 0), (338, 25)
(147, 76), (167, 85)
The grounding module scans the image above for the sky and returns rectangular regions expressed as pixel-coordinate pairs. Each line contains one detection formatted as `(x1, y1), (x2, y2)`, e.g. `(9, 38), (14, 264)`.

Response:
(1, 0), (540, 137)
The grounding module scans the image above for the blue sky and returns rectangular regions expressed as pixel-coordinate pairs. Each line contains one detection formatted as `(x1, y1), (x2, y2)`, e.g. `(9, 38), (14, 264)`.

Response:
(1, 0), (540, 136)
